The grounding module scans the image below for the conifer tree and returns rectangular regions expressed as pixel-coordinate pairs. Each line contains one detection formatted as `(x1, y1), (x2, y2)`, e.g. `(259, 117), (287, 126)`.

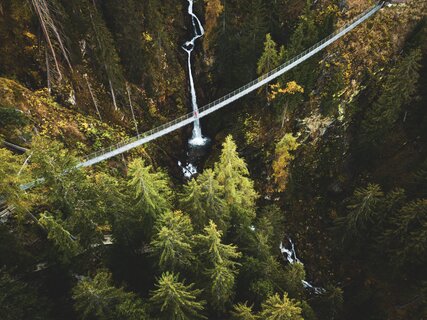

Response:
(259, 293), (303, 320)
(195, 221), (241, 311)
(31, 137), (84, 215)
(360, 48), (422, 146)
(231, 302), (259, 320)
(383, 199), (427, 267)
(335, 184), (384, 239)
(0, 148), (32, 219)
(39, 212), (81, 263)
(214, 135), (258, 215)
(180, 169), (227, 231)
(257, 33), (284, 76)
(127, 158), (172, 232)
(72, 271), (147, 320)
(149, 272), (205, 320)
(151, 210), (194, 271)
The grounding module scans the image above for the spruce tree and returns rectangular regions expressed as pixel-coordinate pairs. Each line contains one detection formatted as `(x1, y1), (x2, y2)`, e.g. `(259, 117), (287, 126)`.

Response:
(214, 135), (258, 216)
(72, 271), (146, 320)
(259, 293), (303, 320)
(151, 210), (194, 271)
(195, 221), (241, 311)
(257, 33), (284, 76)
(0, 148), (32, 219)
(149, 272), (205, 320)
(335, 184), (384, 239)
(39, 212), (81, 263)
(360, 48), (422, 147)
(231, 302), (259, 320)
(180, 169), (227, 231)
(127, 158), (172, 233)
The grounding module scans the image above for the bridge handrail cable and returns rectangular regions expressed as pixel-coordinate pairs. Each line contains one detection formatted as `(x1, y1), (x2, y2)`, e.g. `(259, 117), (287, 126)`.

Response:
(80, 3), (382, 165)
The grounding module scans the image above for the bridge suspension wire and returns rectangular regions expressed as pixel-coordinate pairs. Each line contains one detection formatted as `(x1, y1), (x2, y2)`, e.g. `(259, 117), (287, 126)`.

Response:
(20, 2), (384, 190)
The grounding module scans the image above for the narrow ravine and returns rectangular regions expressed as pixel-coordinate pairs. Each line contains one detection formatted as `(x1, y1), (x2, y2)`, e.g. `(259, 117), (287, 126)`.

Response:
(182, 0), (208, 146)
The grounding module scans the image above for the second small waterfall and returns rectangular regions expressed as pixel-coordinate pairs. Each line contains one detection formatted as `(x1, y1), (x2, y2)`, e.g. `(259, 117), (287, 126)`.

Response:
(182, 0), (208, 146)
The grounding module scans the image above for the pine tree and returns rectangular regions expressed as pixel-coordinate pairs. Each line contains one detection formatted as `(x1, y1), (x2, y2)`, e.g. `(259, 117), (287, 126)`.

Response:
(259, 293), (303, 320)
(272, 133), (300, 192)
(257, 33), (284, 76)
(149, 272), (205, 320)
(151, 210), (194, 271)
(127, 158), (172, 233)
(195, 221), (241, 311)
(72, 271), (146, 320)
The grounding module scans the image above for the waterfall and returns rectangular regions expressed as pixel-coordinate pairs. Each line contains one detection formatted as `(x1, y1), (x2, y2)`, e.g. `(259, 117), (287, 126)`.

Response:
(280, 238), (326, 295)
(182, 0), (208, 146)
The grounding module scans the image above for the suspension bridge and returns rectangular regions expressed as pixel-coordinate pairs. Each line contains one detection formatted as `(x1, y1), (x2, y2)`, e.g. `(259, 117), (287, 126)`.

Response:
(20, 2), (384, 191)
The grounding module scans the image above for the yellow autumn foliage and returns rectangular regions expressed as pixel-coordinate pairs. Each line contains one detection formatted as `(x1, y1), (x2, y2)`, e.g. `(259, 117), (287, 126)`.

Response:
(272, 133), (300, 192)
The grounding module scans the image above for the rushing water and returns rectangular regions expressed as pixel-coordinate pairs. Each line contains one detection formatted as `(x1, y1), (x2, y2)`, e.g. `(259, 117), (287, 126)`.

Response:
(280, 238), (326, 294)
(182, 0), (208, 146)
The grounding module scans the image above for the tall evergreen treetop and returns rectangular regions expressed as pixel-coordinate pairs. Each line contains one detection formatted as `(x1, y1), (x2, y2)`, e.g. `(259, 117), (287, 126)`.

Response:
(214, 135), (258, 210)
(149, 272), (205, 320)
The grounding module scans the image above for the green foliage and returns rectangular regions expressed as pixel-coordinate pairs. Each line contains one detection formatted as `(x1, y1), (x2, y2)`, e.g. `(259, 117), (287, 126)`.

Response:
(30, 136), (84, 214)
(214, 135), (258, 222)
(259, 292), (304, 320)
(231, 302), (259, 320)
(383, 199), (427, 266)
(151, 210), (194, 271)
(39, 212), (81, 263)
(180, 169), (227, 231)
(0, 107), (28, 127)
(149, 272), (205, 320)
(360, 48), (422, 147)
(72, 271), (146, 320)
(257, 33), (285, 76)
(0, 270), (52, 320)
(335, 184), (384, 239)
(127, 158), (172, 233)
(283, 262), (306, 298)
(0, 148), (32, 217)
(195, 221), (241, 311)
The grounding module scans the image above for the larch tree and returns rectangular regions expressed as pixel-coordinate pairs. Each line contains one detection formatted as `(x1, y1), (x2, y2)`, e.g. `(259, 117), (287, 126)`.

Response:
(151, 210), (194, 271)
(259, 293), (303, 320)
(272, 133), (300, 192)
(214, 135), (258, 222)
(149, 272), (205, 320)
(195, 221), (241, 311)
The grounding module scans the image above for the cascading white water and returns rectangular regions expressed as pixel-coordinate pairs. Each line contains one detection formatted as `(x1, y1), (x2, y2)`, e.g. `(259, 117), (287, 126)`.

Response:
(182, 0), (208, 146)
(280, 238), (326, 294)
